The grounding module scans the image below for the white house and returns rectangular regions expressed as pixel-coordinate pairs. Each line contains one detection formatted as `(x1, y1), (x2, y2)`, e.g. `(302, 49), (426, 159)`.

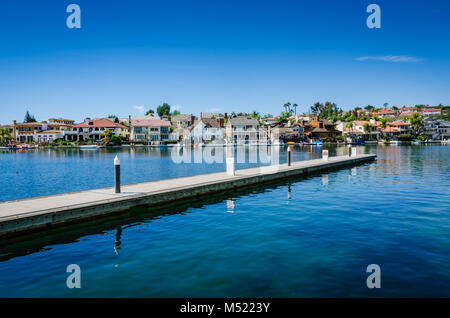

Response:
(131, 119), (178, 143)
(225, 116), (266, 143)
(188, 118), (225, 144)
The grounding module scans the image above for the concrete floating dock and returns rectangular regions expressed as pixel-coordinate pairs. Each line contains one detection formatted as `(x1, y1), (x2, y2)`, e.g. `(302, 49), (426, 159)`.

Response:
(0, 154), (376, 237)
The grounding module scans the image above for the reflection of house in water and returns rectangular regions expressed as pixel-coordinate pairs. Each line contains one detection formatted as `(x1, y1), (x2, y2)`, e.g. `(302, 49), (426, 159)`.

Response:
(226, 199), (236, 213)
(114, 227), (122, 255)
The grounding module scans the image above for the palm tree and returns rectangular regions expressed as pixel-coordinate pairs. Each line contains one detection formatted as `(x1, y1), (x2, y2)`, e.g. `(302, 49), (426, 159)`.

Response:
(380, 118), (388, 129)
(292, 103), (298, 116)
(283, 102), (291, 114)
(409, 113), (424, 136)
(363, 123), (372, 140)
(383, 102), (389, 109)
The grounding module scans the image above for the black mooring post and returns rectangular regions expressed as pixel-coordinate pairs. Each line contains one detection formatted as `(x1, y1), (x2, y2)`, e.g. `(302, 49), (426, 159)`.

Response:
(287, 147), (292, 166)
(348, 145), (352, 157)
(114, 155), (121, 193)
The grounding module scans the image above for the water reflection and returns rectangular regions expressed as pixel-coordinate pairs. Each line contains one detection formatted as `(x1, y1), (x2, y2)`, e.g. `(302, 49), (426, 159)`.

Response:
(226, 199), (236, 213)
(114, 227), (122, 255)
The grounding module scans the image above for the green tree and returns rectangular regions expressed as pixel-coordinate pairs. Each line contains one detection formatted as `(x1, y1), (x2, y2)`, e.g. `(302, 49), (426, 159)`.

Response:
(0, 128), (12, 146)
(157, 103), (171, 117)
(100, 129), (113, 144)
(409, 113), (424, 136)
(250, 110), (260, 120)
(171, 110), (181, 116)
(108, 115), (119, 123)
(146, 109), (155, 116)
(283, 102), (291, 113)
(380, 118), (388, 129)
(292, 103), (298, 116)
(24, 111), (36, 123)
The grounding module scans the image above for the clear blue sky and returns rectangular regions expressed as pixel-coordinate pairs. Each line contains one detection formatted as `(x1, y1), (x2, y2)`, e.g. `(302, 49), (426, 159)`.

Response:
(1, 0), (449, 124)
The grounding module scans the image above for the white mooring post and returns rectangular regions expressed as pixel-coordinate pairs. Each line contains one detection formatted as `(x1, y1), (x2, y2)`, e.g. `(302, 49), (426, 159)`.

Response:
(114, 155), (121, 193)
(226, 157), (235, 176)
(322, 149), (329, 161)
(351, 147), (358, 157)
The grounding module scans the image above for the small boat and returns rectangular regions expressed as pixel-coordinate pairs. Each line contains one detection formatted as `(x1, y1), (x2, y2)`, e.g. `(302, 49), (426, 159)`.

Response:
(80, 145), (100, 149)
(389, 140), (402, 145)
(354, 139), (365, 145)
(412, 139), (421, 145)
(0, 146), (9, 150)
(313, 139), (323, 146)
(441, 140), (450, 144)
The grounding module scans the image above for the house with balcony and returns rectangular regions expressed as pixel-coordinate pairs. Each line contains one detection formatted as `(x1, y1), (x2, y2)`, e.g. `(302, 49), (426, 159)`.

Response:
(336, 120), (379, 140)
(421, 107), (442, 117)
(11, 119), (75, 143)
(423, 118), (450, 140)
(72, 118), (128, 142)
(303, 117), (341, 141)
(226, 116), (265, 143)
(130, 119), (177, 144)
(188, 118), (225, 144)
(267, 121), (304, 142)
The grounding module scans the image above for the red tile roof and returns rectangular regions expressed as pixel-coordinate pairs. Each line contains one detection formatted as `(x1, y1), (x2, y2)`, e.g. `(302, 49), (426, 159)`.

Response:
(73, 118), (128, 129)
(379, 127), (400, 133)
(391, 122), (410, 126)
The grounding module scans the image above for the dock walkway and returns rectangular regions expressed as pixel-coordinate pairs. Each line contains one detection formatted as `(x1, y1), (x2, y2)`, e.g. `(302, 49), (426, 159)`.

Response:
(0, 154), (376, 237)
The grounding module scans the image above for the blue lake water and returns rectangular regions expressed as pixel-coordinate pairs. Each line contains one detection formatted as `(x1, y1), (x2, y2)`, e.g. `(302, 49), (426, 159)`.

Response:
(0, 145), (449, 297)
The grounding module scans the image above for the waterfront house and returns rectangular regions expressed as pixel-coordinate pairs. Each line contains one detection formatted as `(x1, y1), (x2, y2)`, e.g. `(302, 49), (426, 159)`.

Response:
(423, 119), (450, 140)
(12, 119), (75, 143)
(336, 120), (379, 140)
(130, 119), (177, 143)
(378, 126), (401, 138)
(188, 118), (225, 144)
(226, 116), (265, 143)
(391, 122), (412, 134)
(171, 114), (196, 129)
(171, 114), (197, 141)
(303, 117), (341, 141)
(267, 121), (304, 142)
(72, 118), (128, 142)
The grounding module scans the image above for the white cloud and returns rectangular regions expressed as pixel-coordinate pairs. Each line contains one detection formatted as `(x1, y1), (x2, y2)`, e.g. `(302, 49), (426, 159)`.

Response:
(356, 55), (424, 63)
(134, 105), (145, 113)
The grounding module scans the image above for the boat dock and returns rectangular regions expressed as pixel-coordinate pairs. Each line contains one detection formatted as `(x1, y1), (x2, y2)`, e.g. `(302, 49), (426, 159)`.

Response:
(0, 154), (376, 238)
